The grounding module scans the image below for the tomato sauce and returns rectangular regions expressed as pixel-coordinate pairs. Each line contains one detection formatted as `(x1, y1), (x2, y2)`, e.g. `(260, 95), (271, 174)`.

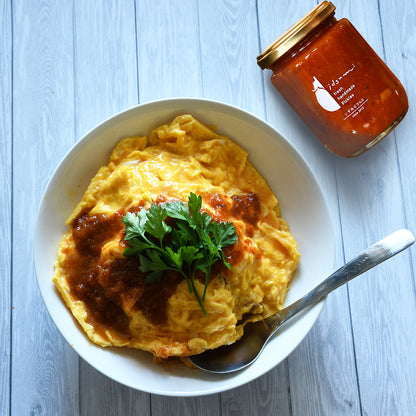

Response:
(67, 210), (182, 336)
(63, 193), (258, 334)
(257, 1), (408, 157)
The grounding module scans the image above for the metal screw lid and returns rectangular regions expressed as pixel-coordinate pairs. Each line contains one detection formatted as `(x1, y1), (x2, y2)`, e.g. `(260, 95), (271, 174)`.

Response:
(257, 1), (336, 70)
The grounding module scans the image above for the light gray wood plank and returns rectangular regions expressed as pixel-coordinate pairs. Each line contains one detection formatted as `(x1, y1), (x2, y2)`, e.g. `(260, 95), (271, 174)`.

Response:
(257, 1), (360, 414)
(135, 0), (221, 412)
(334, 1), (416, 414)
(136, 0), (202, 102)
(196, 0), (290, 414)
(7, 0), (414, 414)
(150, 395), (221, 416)
(383, 0), (416, 278)
(71, 1), (150, 414)
(288, 298), (361, 416)
(197, 0), (264, 117)
(386, 7), (416, 409)
(80, 363), (150, 416)
(0, 0), (12, 414)
(11, 0), (79, 415)
(73, 0), (139, 138)
(220, 362), (291, 416)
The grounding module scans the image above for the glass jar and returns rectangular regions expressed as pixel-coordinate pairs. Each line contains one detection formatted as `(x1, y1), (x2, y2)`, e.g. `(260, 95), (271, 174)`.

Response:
(257, 1), (408, 158)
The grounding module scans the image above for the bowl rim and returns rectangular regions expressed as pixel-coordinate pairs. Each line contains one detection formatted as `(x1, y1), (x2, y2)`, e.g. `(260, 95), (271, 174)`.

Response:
(34, 97), (336, 396)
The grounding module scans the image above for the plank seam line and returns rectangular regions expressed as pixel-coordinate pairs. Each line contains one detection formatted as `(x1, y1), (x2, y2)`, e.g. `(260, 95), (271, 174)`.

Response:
(285, 359), (293, 416)
(134, 0), (140, 103)
(9, 0), (14, 414)
(219, 388), (224, 416)
(382, 0), (416, 298)
(195, 0), (205, 96)
(392, 111), (416, 300)
(377, 0), (387, 62)
(255, 0), (267, 120)
(71, 1), (82, 414)
(334, 160), (364, 415)
(72, 0), (77, 142)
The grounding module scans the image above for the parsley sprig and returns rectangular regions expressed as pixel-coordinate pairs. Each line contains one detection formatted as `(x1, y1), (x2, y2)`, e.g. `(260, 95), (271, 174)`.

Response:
(121, 193), (237, 314)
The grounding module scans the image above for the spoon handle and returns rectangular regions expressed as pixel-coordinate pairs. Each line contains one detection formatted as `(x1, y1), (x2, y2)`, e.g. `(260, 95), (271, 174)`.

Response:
(272, 229), (415, 329)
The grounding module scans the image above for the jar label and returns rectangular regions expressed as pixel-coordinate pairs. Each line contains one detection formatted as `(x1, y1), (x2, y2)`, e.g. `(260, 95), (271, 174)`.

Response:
(312, 77), (341, 112)
(317, 63), (369, 120)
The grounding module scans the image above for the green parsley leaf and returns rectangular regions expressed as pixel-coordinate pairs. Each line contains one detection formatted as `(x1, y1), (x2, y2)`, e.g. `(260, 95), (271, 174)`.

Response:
(145, 270), (164, 283)
(143, 204), (171, 242)
(165, 246), (183, 269)
(123, 238), (153, 256)
(180, 245), (204, 266)
(213, 221), (237, 247)
(122, 193), (237, 314)
(164, 200), (190, 222)
(122, 210), (147, 240)
(138, 251), (169, 273)
(188, 192), (203, 222)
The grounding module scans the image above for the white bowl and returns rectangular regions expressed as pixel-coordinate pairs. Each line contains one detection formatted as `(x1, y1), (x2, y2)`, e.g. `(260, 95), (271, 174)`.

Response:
(34, 98), (335, 396)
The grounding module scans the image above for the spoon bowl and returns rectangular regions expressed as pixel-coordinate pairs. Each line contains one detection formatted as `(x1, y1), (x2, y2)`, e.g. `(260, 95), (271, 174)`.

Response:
(189, 229), (415, 373)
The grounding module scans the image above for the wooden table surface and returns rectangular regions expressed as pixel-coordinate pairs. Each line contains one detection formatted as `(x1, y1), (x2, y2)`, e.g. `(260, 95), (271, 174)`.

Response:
(2, 0), (416, 414)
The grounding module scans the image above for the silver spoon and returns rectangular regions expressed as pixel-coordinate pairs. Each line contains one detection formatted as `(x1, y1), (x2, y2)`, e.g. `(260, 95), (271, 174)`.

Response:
(189, 229), (415, 373)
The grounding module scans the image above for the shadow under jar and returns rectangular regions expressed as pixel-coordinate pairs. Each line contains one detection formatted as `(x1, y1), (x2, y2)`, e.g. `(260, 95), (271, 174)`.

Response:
(257, 1), (408, 158)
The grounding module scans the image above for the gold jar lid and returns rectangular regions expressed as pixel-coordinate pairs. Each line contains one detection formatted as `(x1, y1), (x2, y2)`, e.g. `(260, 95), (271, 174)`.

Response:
(257, 1), (336, 69)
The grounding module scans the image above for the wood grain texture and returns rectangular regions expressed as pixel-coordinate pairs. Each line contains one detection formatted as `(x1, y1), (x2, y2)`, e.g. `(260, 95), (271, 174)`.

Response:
(197, 1), (292, 412)
(80, 364), (150, 416)
(3, 0), (416, 414)
(11, 0), (79, 415)
(334, 1), (416, 415)
(220, 362), (291, 416)
(258, 1), (360, 414)
(383, 0), (416, 287)
(73, 0), (139, 138)
(135, 1), (221, 413)
(0, 1), (12, 415)
(150, 395), (221, 416)
(136, 0), (202, 101)
(71, 1), (147, 414)
(197, 0), (264, 116)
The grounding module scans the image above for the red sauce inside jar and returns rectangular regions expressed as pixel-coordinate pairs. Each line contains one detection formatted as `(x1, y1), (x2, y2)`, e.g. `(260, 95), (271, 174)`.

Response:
(257, 1), (408, 157)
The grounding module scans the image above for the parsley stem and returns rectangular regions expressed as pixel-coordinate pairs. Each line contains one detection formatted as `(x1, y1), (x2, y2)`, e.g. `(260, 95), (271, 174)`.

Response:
(179, 270), (193, 294)
(122, 193), (236, 315)
(202, 270), (210, 302)
(190, 270), (207, 315)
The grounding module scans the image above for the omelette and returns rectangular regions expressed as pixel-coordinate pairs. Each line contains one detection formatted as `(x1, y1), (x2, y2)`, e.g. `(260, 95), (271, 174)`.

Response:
(53, 114), (300, 359)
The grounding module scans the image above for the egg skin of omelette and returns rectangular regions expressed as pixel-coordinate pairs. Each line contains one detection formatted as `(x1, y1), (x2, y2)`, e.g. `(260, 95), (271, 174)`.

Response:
(53, 114), (300, 359)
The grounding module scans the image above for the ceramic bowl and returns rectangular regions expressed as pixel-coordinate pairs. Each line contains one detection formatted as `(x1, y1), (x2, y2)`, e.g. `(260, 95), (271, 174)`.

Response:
(34, 98), (335, 396)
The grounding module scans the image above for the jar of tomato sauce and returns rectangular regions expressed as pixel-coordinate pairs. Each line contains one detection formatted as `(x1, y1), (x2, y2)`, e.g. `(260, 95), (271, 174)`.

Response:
(257, 1), (408, 157)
